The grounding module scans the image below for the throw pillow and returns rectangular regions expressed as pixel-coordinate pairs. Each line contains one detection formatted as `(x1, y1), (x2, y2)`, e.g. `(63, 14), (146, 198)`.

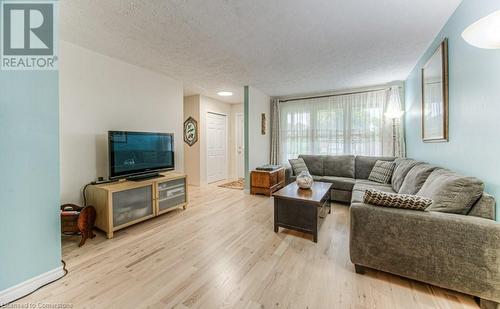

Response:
(417, 169), (484, 215)
(368, 160), (396, 184)
(288, 158), (309, 176)
(363, 189), (432, 211)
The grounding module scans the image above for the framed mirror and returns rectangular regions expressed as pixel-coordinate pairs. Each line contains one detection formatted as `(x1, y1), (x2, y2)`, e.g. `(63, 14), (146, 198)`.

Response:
(421, 38), (449, 142)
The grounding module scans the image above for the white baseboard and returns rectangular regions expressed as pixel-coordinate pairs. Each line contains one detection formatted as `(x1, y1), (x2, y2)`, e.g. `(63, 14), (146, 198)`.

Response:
(0, 266), (65, 306)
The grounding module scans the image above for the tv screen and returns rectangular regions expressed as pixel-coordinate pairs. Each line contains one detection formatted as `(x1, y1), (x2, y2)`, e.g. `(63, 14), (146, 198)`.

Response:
(108, 131), (174, 179)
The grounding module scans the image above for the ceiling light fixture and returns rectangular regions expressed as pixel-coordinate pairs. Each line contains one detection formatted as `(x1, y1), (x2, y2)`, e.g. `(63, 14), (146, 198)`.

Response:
(217, 91), (233, 97)
(462, 9), (500, 49)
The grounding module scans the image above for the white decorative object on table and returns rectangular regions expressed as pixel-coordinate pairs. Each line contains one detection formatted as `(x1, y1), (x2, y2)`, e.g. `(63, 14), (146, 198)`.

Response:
(296, 171), (314, 189)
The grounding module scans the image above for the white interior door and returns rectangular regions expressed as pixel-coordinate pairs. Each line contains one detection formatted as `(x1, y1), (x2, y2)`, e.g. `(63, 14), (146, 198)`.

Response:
(236, 113), (245, 179)
(207, 112), (227, 183)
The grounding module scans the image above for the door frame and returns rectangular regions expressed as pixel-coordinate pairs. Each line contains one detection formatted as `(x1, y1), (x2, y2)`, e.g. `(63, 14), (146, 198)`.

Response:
(235, 112), (244, 179)
(206, 111), (229, 183)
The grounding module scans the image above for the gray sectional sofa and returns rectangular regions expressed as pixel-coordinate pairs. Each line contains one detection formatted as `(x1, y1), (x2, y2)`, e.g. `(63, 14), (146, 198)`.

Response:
(286, 155), (500, 309)
(286, 154), (396, 203)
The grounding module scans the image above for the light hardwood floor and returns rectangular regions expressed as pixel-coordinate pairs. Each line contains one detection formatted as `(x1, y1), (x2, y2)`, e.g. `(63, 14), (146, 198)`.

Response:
(18, 184), (478, 309)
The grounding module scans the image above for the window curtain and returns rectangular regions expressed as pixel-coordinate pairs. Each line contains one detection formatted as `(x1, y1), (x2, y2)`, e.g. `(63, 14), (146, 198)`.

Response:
(279, 89), (403, 164)
(270, 98), (281, 164)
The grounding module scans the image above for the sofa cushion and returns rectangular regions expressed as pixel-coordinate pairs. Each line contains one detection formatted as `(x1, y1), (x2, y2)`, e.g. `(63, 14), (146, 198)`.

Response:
(312, 175), (323, 182)
(288, 158), (309, 176)
(323, 155), (355, 178)
(355, 155), (396, 179)
(418, 169), (484, 215)
(351, 186), (395, 203)
(398, 164), (438, 195)
(351, 190), (366, 204)
(355, 179), (395, 191)
(468, 193), (496, 220)
(391, 158), (421, 192)
(288, 175), (323, 183)
(299, 155), (324, 176)
(352, 180), (396, 203)
(363, 189), (432, 211)
(368, 160), (396, 184)
(322, 176), (355, 191)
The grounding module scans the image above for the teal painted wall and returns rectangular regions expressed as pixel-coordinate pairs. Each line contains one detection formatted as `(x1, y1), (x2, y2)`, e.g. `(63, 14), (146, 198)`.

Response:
(405, 0), (500, 220)
(0, 74), (60, 290)
(244, 86), (250, 190)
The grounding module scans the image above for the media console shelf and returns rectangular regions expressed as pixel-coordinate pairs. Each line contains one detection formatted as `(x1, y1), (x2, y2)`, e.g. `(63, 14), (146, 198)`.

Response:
(86, 172), (188, 239)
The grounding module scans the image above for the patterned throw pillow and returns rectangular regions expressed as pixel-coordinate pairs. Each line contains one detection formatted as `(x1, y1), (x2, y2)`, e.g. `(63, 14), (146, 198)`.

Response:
(368, 160), (396, 184)
(288, 158), (309, 176)
(363, 189), (432, 211)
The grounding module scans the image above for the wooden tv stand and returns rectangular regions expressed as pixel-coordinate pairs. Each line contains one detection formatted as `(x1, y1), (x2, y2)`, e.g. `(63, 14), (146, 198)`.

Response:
(86, 172), (187, 239)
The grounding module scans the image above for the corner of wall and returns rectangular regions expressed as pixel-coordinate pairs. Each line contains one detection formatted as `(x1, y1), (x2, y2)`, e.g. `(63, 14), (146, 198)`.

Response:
(244, 86), (250, 189)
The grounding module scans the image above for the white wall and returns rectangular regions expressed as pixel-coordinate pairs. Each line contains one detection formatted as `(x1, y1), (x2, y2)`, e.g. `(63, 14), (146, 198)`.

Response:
(248, 86), (270, 171)
(60, 41), (184, 204)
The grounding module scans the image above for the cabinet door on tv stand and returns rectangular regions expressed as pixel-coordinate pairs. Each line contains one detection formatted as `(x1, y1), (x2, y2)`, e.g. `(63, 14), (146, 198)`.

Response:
(112, 184), (155, 228)
(157, 178), (187, 214)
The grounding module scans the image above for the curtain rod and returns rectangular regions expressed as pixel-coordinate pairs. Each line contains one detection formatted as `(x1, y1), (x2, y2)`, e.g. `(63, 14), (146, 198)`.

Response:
(278, 87), (390, 103)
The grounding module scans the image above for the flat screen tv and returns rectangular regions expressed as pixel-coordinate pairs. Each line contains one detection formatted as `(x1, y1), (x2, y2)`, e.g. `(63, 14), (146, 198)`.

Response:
(108, 131), (174, 179)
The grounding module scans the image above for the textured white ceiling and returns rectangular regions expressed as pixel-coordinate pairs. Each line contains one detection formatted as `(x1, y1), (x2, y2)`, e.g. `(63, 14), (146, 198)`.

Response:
(60, 0), (461, 103)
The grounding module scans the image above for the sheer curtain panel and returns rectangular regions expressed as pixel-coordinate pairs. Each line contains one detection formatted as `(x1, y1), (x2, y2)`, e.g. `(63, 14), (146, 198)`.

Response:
(279, 89), (396, 163)
(270, 99), (281, 164)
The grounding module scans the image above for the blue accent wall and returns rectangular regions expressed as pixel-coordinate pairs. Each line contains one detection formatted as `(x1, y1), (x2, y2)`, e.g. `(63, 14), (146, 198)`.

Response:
(0, 69), (61, 290)
(244, 86), (249, 190)
(405, 0), (500, 220)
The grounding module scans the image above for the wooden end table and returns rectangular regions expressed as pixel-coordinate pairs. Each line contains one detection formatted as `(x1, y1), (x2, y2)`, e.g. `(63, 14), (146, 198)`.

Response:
(273, 182), (332, 242)
(250, 167), (285, 196)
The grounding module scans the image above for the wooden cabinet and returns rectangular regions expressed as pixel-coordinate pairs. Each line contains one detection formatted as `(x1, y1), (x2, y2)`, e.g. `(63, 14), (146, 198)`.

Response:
(250, 168), (285, 196)
(111, 184), (155, 228)
(157, 177), (187, 215)
(87, 173), (187, 239)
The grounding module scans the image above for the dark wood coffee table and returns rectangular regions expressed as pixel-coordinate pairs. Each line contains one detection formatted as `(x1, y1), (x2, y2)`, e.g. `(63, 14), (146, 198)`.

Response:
(272, 182), (332, 242)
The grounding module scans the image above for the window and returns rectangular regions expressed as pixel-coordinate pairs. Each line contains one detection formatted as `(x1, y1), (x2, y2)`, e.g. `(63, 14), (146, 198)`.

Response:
(280, 90), (391, 163)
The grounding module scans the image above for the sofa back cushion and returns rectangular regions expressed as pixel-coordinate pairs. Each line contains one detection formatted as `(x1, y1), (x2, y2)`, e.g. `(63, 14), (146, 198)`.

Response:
(398, 163), (438, 195)
(391, 158), (421, 192)
(323, 155), (355, 178)
(418, 169), (484, 215)
(355, 156), (396, 180)
(468, 193), (496, 220)
(298, 155), (324, 176)
(288, 158), (309, 176)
